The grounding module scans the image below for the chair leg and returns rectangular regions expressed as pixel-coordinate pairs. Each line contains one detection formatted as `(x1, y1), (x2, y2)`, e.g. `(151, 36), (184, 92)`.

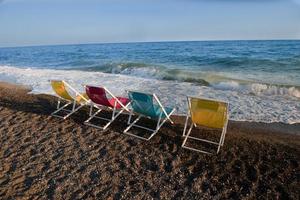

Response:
(183, 115), (190, 137)
(181, 121), (194, 148)
(221, 128), (227, 146)
(102, 107), (125, 130)
(124, 109), (175, 140)
(145, 114), (163, 140)
(63, 102), (85, 119)
(127, 112), (133, 125)
(84, 106), (103, 124)
(52, 100), (85, 119)
(123, 115), (142, 133)
(72, 100), (76, 110)
(51, 100), (72, 117)
(216, 132), (224, 154)
(182, 123), (215, 154)
(85, 103), (130, 130)
(57, 100), (61, 109)
(146, 117), (169, 141)
(89, 104), (93, 116)
(182, 122), (226, 154)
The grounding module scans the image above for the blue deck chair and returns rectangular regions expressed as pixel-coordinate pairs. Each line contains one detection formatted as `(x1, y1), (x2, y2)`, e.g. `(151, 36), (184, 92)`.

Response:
(123, 91), (176, 140)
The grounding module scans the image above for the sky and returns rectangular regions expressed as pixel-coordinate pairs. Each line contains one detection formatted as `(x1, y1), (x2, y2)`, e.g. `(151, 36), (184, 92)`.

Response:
(0, 0), (300, 47)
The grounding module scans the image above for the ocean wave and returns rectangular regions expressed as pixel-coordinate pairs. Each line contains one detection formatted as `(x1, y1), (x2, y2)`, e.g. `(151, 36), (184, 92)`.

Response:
(57, 60), (96, 67)
(212, 81), (300, 98)
(250, 83), (300, 98)
(71, 62), (300, 99)
(209, 57), (282, 67)
(0, 65), (299, 124)
(72, 63), (211, 86)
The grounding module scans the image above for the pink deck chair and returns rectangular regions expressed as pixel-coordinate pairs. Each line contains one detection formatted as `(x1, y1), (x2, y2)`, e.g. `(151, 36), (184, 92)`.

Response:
(84, 85), (130, 130)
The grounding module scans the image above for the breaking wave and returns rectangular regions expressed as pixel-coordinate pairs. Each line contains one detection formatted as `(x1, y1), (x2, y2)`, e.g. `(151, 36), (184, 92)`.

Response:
(212, 81), (300, 98)
(71, 63), (212, 86)
(68, 62), (300, 98)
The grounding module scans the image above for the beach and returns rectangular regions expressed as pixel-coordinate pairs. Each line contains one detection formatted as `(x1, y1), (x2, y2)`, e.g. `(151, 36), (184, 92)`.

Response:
(0, 81), (299, 199)
(1, 0), (300, 198)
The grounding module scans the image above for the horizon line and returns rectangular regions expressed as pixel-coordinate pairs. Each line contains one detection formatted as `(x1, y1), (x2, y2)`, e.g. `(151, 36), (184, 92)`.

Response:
(1, 38), (299, 49)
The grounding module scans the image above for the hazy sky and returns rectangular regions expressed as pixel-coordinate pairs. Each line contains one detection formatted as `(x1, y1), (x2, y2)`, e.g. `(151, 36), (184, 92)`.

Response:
(0, 0), (300, 47)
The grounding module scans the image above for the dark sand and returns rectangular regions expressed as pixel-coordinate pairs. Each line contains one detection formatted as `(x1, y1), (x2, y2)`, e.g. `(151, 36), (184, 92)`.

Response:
(0, 82), (299, 199)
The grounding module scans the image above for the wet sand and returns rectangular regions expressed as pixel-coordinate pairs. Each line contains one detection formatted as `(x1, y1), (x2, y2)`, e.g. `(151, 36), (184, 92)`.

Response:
(0, 82), (299, 199)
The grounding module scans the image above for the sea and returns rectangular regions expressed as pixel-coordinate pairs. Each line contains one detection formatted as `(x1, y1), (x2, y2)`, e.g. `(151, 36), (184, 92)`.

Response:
(0, 40), (299, 124)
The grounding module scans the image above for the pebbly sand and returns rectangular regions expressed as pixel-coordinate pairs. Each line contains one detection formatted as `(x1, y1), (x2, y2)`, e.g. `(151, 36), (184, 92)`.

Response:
(0, 82), (299, 199)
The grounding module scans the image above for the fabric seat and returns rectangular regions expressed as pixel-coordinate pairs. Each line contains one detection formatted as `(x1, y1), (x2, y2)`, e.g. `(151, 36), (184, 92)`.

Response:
(152, 104), (174, 119)
(108, 97), (130, 109)
(190, 98), (227, 129)
(76, 93), (90, 104)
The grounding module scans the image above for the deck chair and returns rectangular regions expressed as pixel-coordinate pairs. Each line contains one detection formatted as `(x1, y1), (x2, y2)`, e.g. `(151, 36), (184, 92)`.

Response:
(182, 97), (229, 154)
(50, 80), (89, 119)
(123, 91), (176, 140)
(84, 86), (130, 130)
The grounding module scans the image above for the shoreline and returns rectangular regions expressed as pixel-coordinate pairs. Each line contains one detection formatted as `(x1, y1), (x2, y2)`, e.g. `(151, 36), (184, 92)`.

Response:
(0, 81), (299, 199)
(1, 65), (299, 124)
(1, 81), (299, 136)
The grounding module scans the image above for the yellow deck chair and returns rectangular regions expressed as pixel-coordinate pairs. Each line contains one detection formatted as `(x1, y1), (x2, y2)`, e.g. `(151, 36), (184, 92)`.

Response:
(50, 80), (89, 119)
(182, 96), (229, 154)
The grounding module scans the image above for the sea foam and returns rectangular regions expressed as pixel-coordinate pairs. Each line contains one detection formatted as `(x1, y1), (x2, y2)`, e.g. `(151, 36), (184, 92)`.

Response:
(0, 65), (299, 124)
(212, 81), (300, 98)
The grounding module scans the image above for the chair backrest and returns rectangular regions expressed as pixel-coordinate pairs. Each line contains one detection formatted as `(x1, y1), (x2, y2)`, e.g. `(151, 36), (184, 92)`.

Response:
(128, 91), (157, 117)
(51, 80), (74, 101)
(85, 86), (111, 106)
(189, 97), (228, 129)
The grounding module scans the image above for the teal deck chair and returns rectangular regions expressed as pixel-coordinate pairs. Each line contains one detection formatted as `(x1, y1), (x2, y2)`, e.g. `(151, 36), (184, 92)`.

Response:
(123, 91), (176, 140)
